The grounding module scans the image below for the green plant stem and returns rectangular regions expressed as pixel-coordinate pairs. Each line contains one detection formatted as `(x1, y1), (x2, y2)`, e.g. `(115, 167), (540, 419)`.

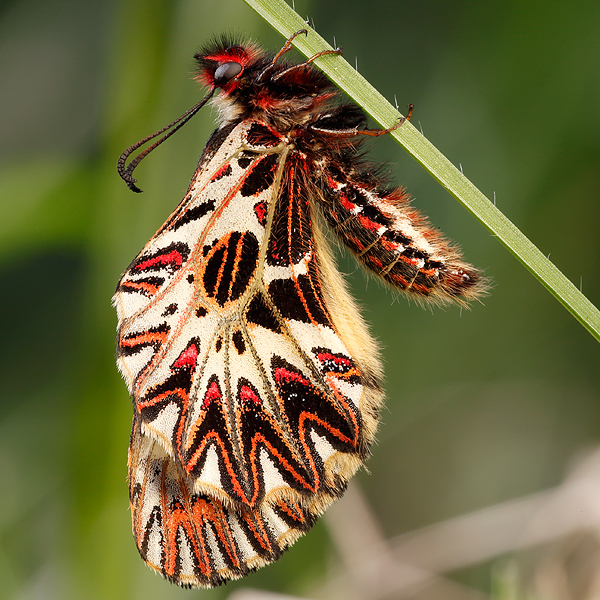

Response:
(244, 0), (600, 343)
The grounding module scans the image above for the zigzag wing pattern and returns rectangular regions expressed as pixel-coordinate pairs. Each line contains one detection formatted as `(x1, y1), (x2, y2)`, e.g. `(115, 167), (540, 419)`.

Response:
(114, 120), (382, 586)
(128, 415), (316, 587)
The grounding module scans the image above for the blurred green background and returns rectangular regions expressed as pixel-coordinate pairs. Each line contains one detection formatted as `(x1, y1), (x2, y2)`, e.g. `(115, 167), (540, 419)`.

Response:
(1, 0), (599, 598)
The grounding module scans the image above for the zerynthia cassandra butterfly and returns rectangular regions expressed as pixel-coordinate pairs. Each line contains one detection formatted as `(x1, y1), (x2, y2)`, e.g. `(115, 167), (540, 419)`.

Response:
(113, 30), (483, 588)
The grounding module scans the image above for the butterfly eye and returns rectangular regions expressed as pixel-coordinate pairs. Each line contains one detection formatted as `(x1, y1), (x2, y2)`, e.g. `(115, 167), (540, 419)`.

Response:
(214, 62), (243, 85)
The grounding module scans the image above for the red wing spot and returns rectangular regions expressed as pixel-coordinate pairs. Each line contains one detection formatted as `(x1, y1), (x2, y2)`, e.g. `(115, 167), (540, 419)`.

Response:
(254, 201), (267, 226)
(274, 366), (310, 387)
(203, 380), (222, 408)
(317, 352), (351, 370)
(313, 349), (362, 384)
(134, 250), (183, 272)
(172, 342), (199, 370)
(240, 385), (261, 405)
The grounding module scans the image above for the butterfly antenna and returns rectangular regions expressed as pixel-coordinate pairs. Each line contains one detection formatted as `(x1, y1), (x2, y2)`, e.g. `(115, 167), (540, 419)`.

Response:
(117, 88), (215, 193)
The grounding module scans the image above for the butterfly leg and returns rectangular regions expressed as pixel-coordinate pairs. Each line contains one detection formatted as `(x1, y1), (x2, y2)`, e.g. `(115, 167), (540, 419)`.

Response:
(272, 47), (343, 82)
(257, 29), (310, 82)
(309, 104), (414, 140)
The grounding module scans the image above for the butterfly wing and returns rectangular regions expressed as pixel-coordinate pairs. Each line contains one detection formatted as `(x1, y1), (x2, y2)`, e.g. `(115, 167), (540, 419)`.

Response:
(114, 119), (383, 586)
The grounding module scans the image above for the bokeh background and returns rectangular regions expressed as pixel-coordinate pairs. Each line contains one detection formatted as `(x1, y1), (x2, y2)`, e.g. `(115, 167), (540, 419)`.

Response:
(1, 0), (599, 598)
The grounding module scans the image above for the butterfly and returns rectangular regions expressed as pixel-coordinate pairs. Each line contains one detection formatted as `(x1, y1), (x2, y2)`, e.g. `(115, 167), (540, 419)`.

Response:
(113, 30), (483, 588)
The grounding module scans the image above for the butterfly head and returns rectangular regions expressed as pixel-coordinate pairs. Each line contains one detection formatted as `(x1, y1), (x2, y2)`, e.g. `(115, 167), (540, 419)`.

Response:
(194, 36), (335, 129)
(195, 40), (264, 95)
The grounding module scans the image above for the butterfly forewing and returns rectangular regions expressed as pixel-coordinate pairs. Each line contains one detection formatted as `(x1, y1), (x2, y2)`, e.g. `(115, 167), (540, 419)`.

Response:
(115, 118), (381, 586)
